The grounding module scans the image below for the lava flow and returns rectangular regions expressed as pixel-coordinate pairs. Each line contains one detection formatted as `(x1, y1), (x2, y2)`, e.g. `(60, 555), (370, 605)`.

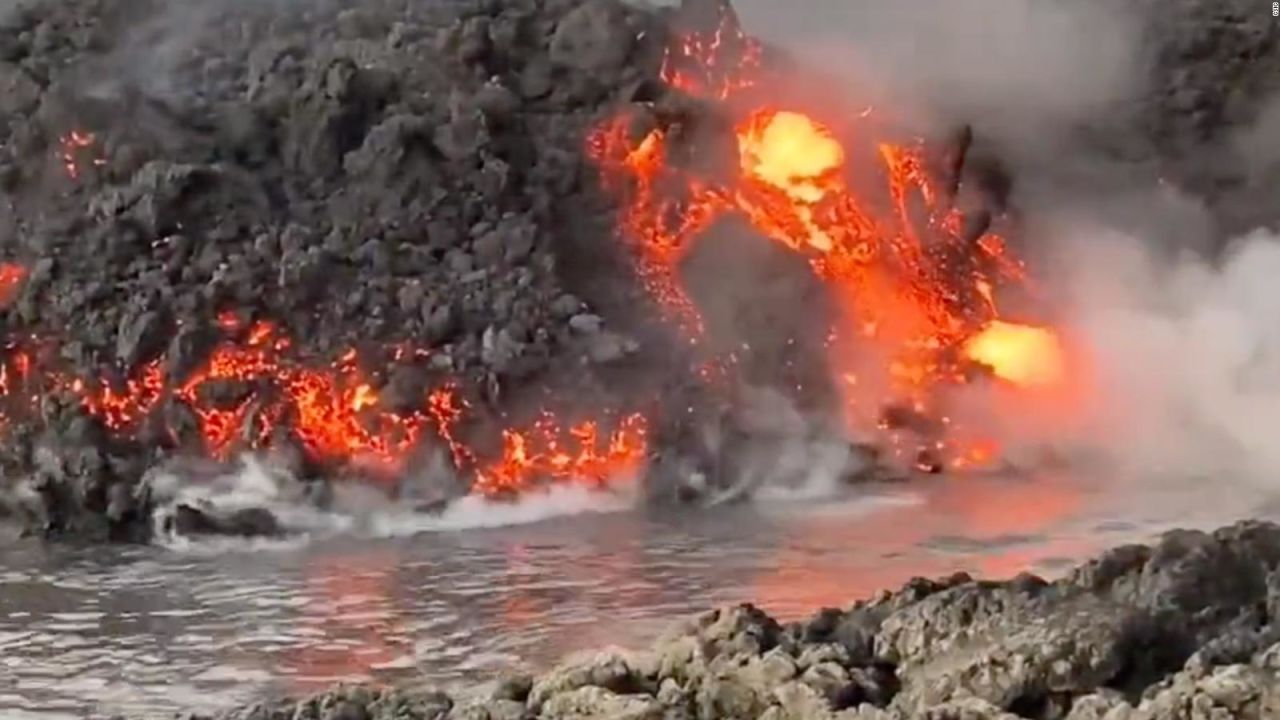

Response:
(0, 312), (649, 497)
(473, 413), (649, 497)
(963, 320), (1066, 389)
(589, 4), (1068, 468)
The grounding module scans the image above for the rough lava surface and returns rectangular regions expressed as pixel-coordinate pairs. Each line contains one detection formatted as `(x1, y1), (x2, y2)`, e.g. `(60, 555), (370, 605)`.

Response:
(0, 0), (1276, 543)
(0, 0), (687, 541)
(175, 520), (1280, 720)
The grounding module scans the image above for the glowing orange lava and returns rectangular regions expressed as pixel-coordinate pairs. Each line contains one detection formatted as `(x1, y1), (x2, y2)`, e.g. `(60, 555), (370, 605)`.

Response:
(589, 10), (1066, 470)
(473, 413), (649, 497)
(166, 323), (444, 466)
(964, 321), (1066, 388)
(740, 111), (844, 203)
(72, 361), (166, 431)
(0, 317), (648, 496)
(592, 109), (1024, 398)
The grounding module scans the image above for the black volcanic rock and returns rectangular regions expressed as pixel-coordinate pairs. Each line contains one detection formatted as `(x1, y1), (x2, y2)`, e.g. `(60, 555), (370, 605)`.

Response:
(168, 520), (1280, 720)
(0, 0), (1276, 543)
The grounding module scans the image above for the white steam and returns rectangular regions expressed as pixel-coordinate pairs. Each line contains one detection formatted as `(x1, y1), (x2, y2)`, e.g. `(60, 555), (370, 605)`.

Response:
(712, 0), (1280, 507)
(150, 454), (641, 552)
(1048, 225), (1280, 487)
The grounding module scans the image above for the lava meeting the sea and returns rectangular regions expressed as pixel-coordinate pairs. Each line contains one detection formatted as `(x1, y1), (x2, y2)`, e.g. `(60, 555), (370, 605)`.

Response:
(587, 0), (1069, 469)
(0, 1), (1069, 501)
(0, 289), (649, 497)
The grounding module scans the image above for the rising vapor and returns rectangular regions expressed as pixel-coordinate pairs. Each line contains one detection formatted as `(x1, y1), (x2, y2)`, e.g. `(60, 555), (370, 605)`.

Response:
(720, 0), (1280, 502)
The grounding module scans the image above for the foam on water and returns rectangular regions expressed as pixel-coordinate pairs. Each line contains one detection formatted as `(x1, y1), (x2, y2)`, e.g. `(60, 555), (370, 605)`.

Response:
(149, 453), (643, 552)
(363, 483), (639, 536)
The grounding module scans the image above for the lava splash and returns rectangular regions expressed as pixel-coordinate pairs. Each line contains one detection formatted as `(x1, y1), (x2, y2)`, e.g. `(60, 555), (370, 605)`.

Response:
(588, 2), (1067, 469)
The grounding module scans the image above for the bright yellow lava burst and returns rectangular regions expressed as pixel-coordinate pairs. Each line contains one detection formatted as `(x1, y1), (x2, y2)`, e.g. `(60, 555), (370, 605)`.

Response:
(964, 321), (1066, 388)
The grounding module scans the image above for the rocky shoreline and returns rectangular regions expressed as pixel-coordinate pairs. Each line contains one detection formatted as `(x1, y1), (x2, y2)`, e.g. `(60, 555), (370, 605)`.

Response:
(163, 519), (1280, 720)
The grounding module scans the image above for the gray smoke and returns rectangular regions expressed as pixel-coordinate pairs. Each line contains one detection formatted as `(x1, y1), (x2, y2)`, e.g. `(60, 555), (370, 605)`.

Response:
(710, 0), (1280, 507)
(729, 0), (1144, 157)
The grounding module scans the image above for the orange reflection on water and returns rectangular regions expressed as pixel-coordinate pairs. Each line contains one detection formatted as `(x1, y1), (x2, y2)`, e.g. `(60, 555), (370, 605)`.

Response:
(496, 513), (664, 659)
(749, 472), (1095, 617)
(286, 547), (410, 693)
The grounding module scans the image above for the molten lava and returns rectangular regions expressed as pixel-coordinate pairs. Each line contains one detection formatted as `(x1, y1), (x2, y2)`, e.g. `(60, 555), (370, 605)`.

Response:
(0, 7), (1070, 504)
(737, 110), (845, 252)
(0, 313), (648, 497)
(964, 321), (1066, 389)
(740, 111), (844, 203)
(473, 413), (649, 497)
(589, 4), (1068, 470)
(659, 0), (763, 100)
(0, 263), (26, 307)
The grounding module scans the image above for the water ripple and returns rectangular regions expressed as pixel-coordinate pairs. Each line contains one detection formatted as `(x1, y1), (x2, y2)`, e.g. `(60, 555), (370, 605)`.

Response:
(1, 476), (1275, 717)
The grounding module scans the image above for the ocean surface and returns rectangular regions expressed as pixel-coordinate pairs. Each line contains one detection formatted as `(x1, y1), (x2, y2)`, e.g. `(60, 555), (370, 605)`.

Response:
(1, 469), (1276, 719)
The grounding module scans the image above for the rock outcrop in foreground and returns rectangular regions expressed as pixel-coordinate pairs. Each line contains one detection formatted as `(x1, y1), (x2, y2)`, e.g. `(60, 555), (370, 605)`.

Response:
(185, 520), (1280, 720)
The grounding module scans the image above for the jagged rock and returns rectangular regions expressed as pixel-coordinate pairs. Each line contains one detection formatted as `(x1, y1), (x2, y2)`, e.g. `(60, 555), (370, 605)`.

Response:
(585, 331), (638, 364)
(539, 686), (662, 719)
(0, 0), (666, 547)
(526, 650), (652, 711)
(115, 309), (168, 369)
(548, 0), (635, 78)
(0, 0), (1276, 552)
(163, 520), (1280, 720)
(165, 503), (282, 539)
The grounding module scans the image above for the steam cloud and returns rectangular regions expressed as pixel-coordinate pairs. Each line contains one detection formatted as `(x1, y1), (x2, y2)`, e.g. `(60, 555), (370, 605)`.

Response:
(35, 0), (1280, 513)
(728, 0), (1144, 155)
(1046, 223), (1280, 489)
(689, 0), (1280, 508)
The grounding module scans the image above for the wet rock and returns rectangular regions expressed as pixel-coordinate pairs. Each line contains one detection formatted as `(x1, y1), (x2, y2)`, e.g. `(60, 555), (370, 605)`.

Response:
(540, 686), (662, 719)
(167, 503), (282, 538)
(491, 672), (534, 703)
(324, 700), (370, 720)
(172, 520), (1280, 720)
(526, 650), (652, 711)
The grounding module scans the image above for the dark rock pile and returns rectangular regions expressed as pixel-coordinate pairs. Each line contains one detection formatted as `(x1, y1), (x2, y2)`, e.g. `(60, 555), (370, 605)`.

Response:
(0, 0), (665, 376)
(0, 0), (699, 540)
(178, 520), (1280, 720)
(1070, 0), (1280, 238)
(0, 0), (1277, 544)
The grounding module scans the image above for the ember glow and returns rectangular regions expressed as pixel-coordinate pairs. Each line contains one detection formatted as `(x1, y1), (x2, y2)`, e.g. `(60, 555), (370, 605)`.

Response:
(964, 321), (1066, 388)
(0, 263), (27, 307)
(0, 6), (1071, 510)
(59, 130), (104, 179)
(166, 326), (645, 491)
(589, 5), (1069, 470)
(0, 317), (648, 496)
(737, 110), (845, 252)
(162, 323), (437, 465)
(472, 413), (649, 497)
(71, 361), (166, 431)
(659, 0), (763, 99)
